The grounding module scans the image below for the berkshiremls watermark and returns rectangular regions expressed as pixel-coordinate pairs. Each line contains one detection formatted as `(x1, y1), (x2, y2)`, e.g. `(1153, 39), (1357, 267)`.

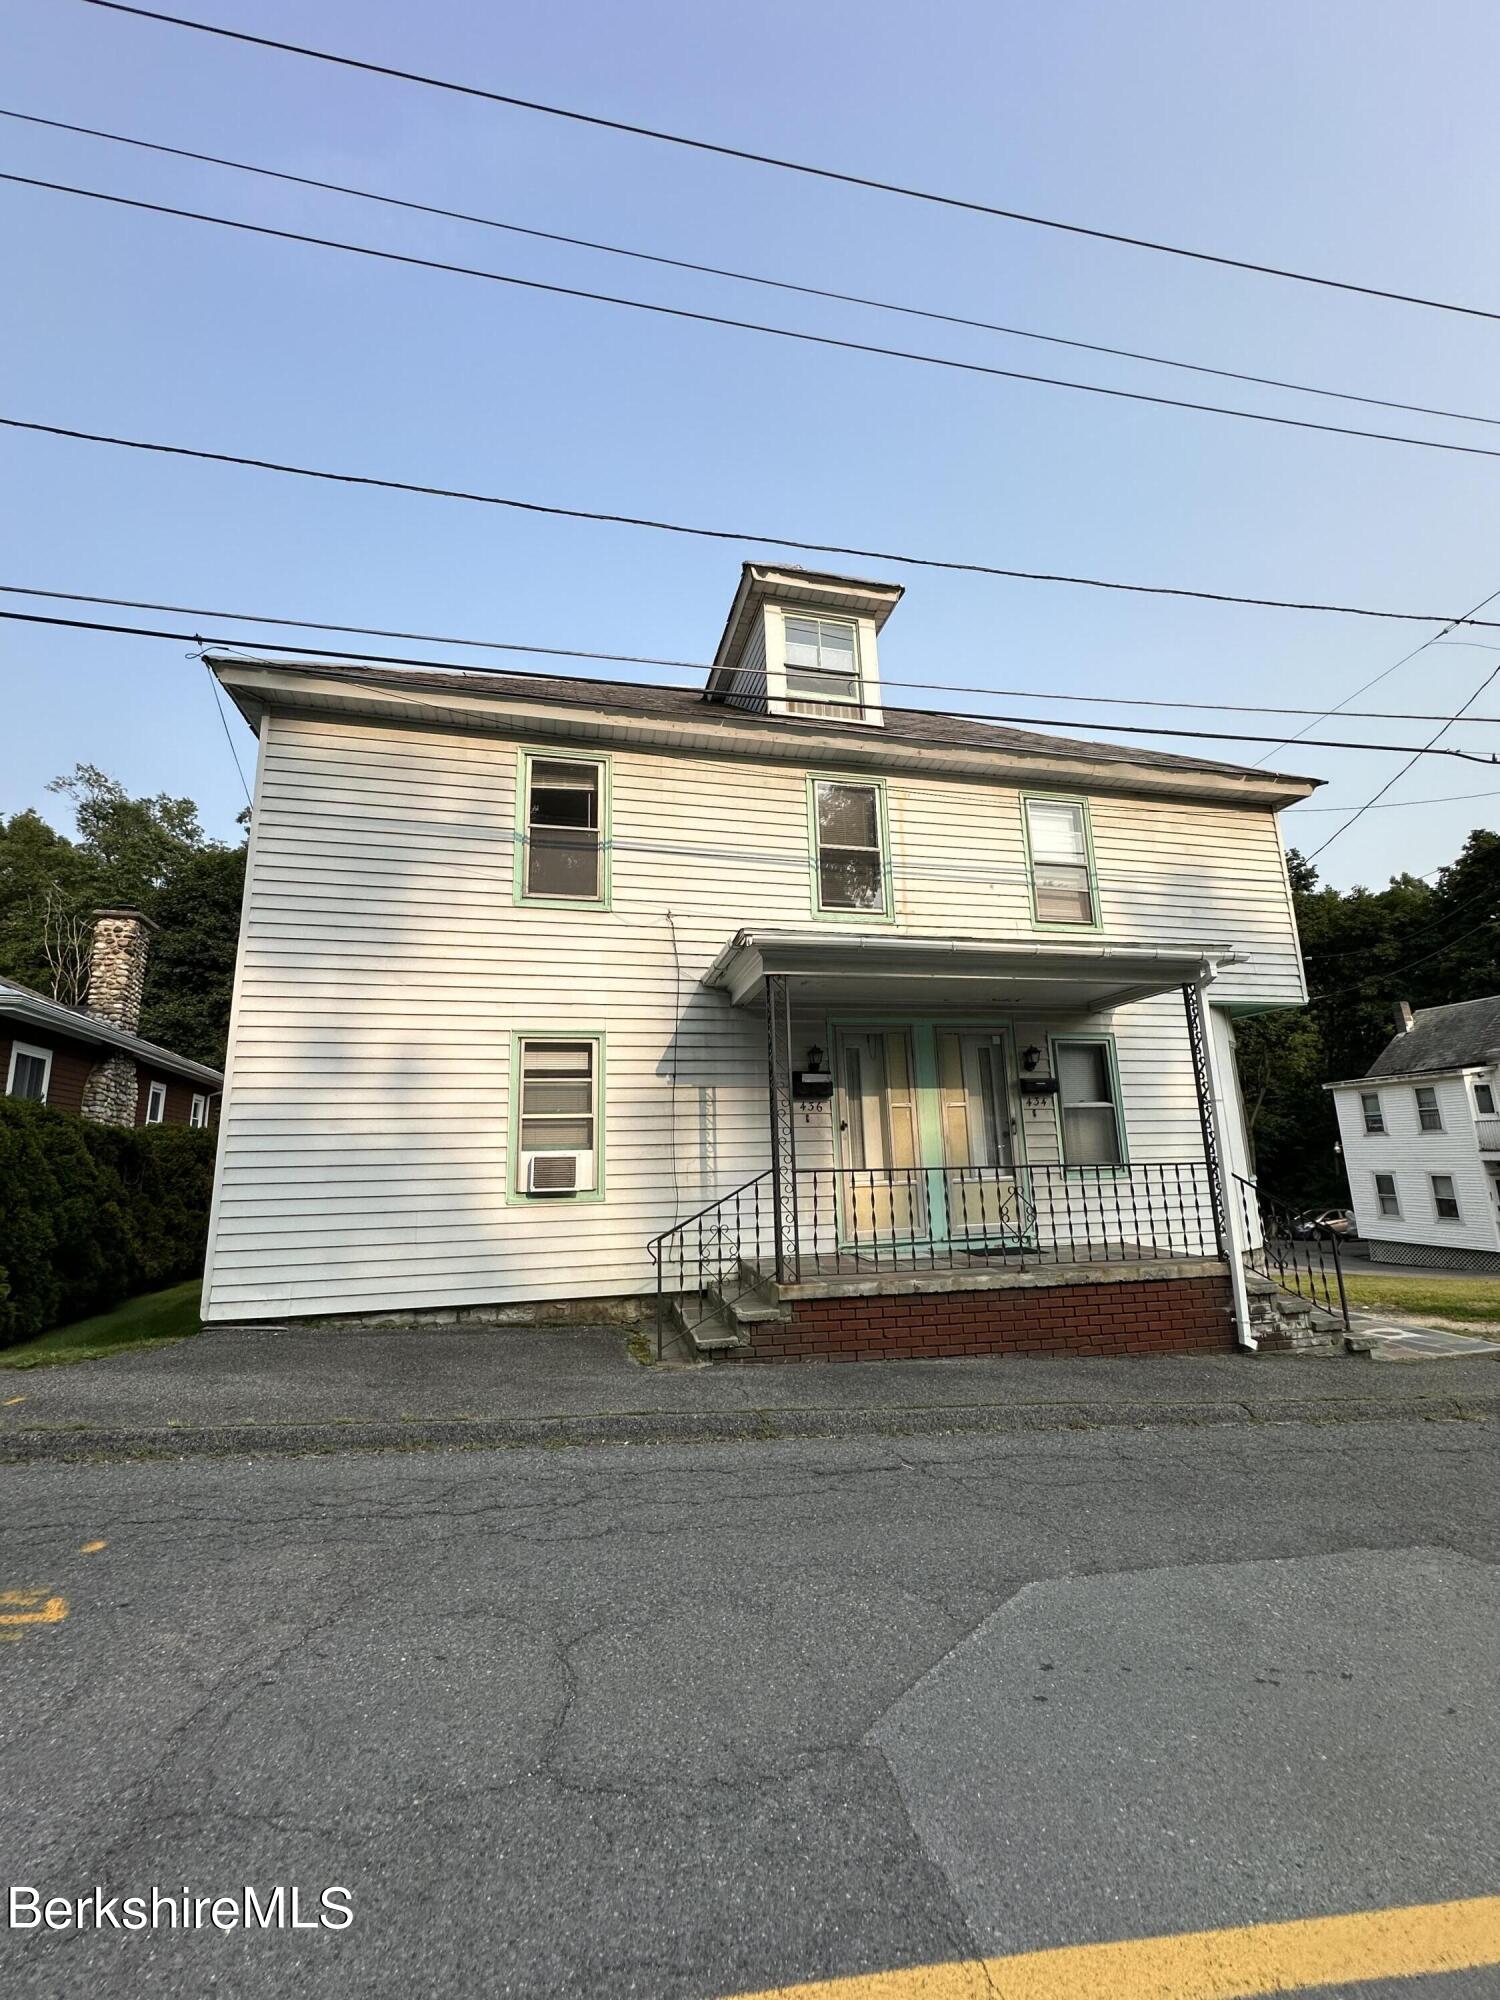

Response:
(8, 1885), (354, 1934)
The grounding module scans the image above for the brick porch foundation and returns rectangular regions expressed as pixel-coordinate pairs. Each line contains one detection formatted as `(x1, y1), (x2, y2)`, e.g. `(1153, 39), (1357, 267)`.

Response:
(719, 1274), (1237, 1362)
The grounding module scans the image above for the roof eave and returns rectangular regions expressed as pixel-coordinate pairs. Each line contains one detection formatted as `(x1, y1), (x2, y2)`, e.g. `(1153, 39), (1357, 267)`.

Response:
(213, 659), (1319, 809)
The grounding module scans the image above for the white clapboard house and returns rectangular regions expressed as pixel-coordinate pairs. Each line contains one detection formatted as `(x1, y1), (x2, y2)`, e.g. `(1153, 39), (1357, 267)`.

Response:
(1328, 997), (1500, 1271)
(202, 566), (1318, 1358)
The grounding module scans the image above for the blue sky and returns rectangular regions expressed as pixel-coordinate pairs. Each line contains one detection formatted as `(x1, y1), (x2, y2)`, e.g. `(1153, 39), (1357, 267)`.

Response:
(5, 0), (1500, 887)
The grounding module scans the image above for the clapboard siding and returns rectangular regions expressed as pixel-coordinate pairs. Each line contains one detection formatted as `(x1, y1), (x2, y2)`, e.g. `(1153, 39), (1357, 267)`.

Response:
(203, 712), (1302, 1319)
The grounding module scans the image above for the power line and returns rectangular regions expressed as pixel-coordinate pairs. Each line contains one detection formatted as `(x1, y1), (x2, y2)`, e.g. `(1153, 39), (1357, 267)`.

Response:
(1288, 785), (1500, 812)
(205, 661), (252, 807)
(1306, 914), (1497, 1002)
(1248, 587), (1500, 768)
(1305, 648), (1500, 858)
(80, 0), (1500, 328)
(12, 414), (1500, 634)
(4, 605), (1497, 764)
(15, 171), (1500, 470)
(1305, 880), (1499, 959)
(9, 106), (1500, 439)
(7, 583), (1500, 726)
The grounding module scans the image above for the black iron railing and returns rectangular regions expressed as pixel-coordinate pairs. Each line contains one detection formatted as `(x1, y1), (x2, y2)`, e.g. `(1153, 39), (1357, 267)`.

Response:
(1233, 1175), (1350, 1328)
(648, 1161), (1221, 1352)
(647, 1171), (774, 1358)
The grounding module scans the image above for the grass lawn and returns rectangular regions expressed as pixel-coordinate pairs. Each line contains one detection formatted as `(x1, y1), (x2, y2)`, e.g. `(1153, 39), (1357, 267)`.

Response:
(1339, 1271), (1500, 1328)
(0, 1280), (203, 1370)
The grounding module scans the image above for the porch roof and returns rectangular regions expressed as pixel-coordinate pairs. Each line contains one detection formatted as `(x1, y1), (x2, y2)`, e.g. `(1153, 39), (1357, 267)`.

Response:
(704, 930), (1236, 1012)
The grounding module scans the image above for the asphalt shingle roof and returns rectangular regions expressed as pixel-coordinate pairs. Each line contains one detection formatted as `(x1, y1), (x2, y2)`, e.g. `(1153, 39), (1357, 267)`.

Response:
(1365, 995), (1500, 1077)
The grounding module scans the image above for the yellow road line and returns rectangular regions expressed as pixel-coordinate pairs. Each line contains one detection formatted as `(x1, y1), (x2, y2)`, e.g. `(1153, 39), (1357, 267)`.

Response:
(727, 1896), (1500, 2000)
(0, 1589), (68, 1640)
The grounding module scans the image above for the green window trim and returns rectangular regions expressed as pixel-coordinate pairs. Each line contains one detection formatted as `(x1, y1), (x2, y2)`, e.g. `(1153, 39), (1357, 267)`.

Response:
(805, 772), (894, 923)
(1021, 792), (1102, 933)
(1048, 1031), (1129, 1173)
(507, 1030), (607, 1204)
(514, 746), (613, 910)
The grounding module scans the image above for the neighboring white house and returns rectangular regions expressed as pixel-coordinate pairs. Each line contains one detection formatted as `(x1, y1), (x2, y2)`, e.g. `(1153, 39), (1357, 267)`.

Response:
(201, 565), (1318, 1358)
(1328, 997), (1500, 1271)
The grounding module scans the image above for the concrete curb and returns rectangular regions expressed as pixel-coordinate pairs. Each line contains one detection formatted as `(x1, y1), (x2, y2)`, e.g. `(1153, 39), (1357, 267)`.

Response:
(2, 1390), (1496, 1463)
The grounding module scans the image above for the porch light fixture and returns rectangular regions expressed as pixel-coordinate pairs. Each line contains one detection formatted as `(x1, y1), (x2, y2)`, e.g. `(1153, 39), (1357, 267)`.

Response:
(806, 1044), (826, 1073)
(1021, 1044), (1042, 1072)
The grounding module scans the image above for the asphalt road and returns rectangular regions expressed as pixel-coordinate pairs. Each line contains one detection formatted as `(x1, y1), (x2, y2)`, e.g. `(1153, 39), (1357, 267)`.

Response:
(2, 1418), (1497, 1998)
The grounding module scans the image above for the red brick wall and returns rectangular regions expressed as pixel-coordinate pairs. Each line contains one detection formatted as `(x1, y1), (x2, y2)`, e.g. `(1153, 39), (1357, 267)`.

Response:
(722, 1276), (1236, 1363)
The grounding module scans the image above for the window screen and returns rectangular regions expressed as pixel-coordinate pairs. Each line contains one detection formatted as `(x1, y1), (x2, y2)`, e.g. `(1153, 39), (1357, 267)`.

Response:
(784, 616), (861, 714)
(814, 781), (885, 912)
(1055, 1041), (1123, 1166)
(525, 759), (602, 900)
(1025, 799), (1096, 925)
(1360, 1092), (1384, 1134)
(519, 1041), (596, 1154)
(1374, 1172), (1400, 1217)
(1415, 1085), (1442, 1132)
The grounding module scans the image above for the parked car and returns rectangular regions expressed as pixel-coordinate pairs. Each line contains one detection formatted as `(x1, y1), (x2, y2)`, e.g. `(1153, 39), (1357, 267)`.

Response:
(1291, 1207), (1358, 1242)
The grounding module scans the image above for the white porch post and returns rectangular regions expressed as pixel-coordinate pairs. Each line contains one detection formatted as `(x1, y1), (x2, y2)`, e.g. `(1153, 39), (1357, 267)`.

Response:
(1184, 976), (1257, 1352)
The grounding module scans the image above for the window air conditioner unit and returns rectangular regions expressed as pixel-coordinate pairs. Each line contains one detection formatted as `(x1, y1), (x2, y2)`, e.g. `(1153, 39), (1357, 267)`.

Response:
(527, 1153), (579, 1195)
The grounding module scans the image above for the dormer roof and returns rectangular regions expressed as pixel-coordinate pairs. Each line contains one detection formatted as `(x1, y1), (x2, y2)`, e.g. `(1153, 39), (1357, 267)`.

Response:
(707, 564), (904, 695)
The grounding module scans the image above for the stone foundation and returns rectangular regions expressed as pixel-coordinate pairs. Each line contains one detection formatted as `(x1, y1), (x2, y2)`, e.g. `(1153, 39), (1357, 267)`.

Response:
(718, 1275), (1237, 1362)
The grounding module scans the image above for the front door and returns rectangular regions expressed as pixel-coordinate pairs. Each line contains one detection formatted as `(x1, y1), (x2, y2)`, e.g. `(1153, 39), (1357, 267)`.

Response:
(834, 1025), (1026, 1250)
(836, 1028), (924, 1244)
(936, 1031), (1028, 1243)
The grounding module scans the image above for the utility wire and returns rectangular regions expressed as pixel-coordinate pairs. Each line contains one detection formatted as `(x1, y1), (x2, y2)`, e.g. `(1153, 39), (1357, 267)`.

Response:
(1305, 650), (1500, 858)
(4, 606), (1497, 764)
(6, 583), (1500, 725)
(205, 661), (252, 806)
(1305, 880), (1500, 958)
(12, 415), (1500, 634)
(12, 170), (1500, 470)
(8, 106), (1500, 438)
(1249, 587), (1500, 768)
(1306, 914), (1497, 1001)
(1288, 786), (1500, 813)
(80, 0), (1500, 328)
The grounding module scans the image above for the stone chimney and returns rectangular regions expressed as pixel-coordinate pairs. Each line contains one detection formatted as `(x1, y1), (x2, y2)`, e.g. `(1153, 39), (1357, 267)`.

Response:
(1392, 999), (1416, 1035)
(86, 909), (157, 1034)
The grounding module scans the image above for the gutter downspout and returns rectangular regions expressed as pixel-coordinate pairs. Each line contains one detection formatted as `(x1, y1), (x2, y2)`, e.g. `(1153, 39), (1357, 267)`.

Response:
(1190, 968), (1257, 1352)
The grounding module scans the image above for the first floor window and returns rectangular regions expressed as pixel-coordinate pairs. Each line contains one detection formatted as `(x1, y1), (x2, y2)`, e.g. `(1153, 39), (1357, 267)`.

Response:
(189, 1093), (209, 1127)
(812, 778), (888, 915)
(1360, 1091), (1384, 1134)
(521, 754), (606, 903)
(1025, 797), (1098, 926)
(1055, 1038), (1124, 1167)
(783, 615), (862, 716)
(1431, 1174), (1461, 1221)
(516, 1038), (599, 1195)
(1475, 1081), (1496, 1116)
(145, 1080), (167, 1125)
(1415, 1084), (1443, 1132)
(1373, 1172), (1400, 1218)
(6, 1041), (51, 1102)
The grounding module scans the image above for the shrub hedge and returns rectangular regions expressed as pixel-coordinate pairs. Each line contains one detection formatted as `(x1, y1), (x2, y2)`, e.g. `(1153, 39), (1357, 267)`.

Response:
(0, 1099), (216, 1345)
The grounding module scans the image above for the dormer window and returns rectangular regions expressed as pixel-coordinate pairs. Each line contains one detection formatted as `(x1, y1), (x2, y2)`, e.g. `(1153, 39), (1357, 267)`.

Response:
(784, 616), (862, 718)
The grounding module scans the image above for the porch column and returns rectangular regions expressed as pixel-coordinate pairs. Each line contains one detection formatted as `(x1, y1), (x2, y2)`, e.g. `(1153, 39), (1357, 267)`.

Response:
(764, 973), (801, 1282)
(1182, 981), (1256, 1350)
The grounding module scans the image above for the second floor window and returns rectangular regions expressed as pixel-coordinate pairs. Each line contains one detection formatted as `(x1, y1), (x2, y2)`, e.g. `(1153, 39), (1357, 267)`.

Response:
(1414, 1085), (1443, 1133)
(1476, 1081), (1497, 1115)
(1024, 798), (1098, 927)
(784, 616), (862, 716)
(1361, 1092), (1384, 1134)
(811, 779), (889, 915)
(521, 754), (607, 905)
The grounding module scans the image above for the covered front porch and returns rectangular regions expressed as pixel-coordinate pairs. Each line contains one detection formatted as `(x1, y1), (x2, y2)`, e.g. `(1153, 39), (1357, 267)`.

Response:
(652, 930), (1252, 1358)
